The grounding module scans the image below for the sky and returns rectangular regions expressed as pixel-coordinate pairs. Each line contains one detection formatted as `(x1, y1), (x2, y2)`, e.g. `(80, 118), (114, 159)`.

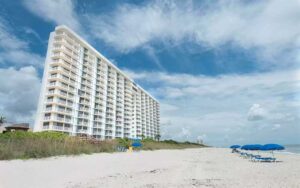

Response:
(0, 0), (299, 146)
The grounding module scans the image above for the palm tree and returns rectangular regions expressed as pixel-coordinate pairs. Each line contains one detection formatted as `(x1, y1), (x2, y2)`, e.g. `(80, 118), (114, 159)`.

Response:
(155, 134), (161, 142)
(141, 134), (145, 140)
(0, 116), (5, 126)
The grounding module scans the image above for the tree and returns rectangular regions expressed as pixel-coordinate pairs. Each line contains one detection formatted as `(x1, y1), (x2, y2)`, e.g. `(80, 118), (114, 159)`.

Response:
(0, 116), (5, 126)
(141, 134), (145, 140)
(155, 134), (161, 142)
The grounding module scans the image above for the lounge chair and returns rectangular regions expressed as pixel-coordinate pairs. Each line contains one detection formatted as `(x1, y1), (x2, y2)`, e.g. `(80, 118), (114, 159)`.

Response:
(249, 155), (261, 161)
(253, 156), (276, 162)
(116, 146), (127, 152)
(240, 153), (251, 158)
(240, 152), (248, 158)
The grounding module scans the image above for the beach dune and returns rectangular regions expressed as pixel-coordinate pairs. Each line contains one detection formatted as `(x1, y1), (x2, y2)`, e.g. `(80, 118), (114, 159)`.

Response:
(0, 148), (299, 188)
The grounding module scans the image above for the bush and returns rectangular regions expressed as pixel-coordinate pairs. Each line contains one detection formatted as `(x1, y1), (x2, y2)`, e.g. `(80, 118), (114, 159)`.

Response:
(141, 138), (155, 142)
(117, 138), (131, 148)
(140, 139), (203, 150)
(0, 131), (205, 160)
(0, 131), (117, 160)
(162, 139), (179, 144)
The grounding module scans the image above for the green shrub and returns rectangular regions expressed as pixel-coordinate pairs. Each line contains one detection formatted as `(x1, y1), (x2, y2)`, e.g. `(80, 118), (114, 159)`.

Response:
(162, 139), (179, 144)
(117, 138), (131, 148)
(0, 131), (205, 160)
(142, 138), (155, 142)
(0, 131), (118, 160)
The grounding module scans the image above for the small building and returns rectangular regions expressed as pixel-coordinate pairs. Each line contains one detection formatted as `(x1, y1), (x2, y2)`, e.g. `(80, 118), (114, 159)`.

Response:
(2, 123), (30, 133)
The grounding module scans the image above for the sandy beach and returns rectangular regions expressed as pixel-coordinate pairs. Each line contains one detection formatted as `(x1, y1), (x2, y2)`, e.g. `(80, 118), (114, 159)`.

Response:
(0, 148), (299, 188)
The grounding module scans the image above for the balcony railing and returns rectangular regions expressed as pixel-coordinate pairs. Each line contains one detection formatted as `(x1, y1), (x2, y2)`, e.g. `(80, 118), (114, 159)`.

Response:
(44, 116), (72, 123)
(52, 125), (72, 131)
(77, 129), (88, 133)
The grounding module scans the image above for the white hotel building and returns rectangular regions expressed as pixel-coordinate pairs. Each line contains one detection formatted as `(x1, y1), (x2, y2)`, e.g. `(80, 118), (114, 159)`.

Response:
(34, 25), (160, 140)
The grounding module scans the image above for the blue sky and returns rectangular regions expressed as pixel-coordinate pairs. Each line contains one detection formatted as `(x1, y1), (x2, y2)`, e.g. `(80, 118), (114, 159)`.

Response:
(0, 0), (299, 146)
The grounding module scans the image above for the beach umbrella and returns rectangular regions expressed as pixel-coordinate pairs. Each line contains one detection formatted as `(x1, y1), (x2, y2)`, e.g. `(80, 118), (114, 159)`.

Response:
(247, 144), (263, 156)
(230, 145), (241, 149)
(261, 144), (285, 151)
(248, 144), (263, 150)
(132, 142), (142, 148)
(261, 144), (285, 158)
(241, 144), (263, 150)
(241, 145), (252, 150)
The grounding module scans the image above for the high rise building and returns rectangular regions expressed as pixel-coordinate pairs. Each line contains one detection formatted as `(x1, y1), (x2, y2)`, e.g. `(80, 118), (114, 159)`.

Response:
(34, 25), (160, 140)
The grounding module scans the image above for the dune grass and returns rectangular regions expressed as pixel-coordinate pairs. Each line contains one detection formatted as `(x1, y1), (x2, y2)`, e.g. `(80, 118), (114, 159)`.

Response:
(0, 131), (204, 160)
(0, 131), (117, 160)
(141, 138), (203, 150)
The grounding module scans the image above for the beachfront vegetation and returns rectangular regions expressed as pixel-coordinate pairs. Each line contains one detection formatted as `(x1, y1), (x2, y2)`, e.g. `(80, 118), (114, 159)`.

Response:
(0, 131), (205, 160)
(154, 134), (161, 141)
(0, 131), (117, 160)
(141, 138), (202, 150)
(0, 116), (5, 126)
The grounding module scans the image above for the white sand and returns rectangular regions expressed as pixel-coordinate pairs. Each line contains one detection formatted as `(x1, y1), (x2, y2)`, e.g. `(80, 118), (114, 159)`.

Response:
(0, 148), (299, 188)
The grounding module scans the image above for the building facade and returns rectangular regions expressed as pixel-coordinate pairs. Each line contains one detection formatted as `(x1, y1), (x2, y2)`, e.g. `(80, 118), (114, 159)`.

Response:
(34, 25), (160, 140)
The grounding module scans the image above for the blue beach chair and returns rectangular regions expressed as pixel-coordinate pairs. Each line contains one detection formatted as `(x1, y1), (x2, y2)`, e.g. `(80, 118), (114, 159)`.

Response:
(254, 156), (276, 162)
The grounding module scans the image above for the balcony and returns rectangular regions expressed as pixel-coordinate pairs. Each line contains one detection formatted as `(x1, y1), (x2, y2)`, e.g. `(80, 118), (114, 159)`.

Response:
(94, 118), (102, 122)
(77, 129), (88, 134)
(105, 126), (113, 131)
(48, 73), (76, 86)
(58, 100), (73, 107)
(94, 104), (103, 109)
(79, 100), (90, 105)
(54, 37), (79, 52)
(106, 103), (114, 109)
(50, 59), (78, 72)
(78, 107), (89, 112)
(50, 107), (72, 115)
(44, 116), (72, 123)
(106, 98), (115, 103)
(78, 114), (89, 119)
(105, 131), (112, 136)
(94, 110), (103, 115)
(94, 98), (103, 104)
(93, 130), (102, 135)
(45, 107), (52, 112)
(79, 92), (91, 99)
(52, 46), (78, 61)
(44, 116), (51, 120)
(52, 125), (72, 132)
(47, 90), (74, 99)
(52, 52), (75, 64)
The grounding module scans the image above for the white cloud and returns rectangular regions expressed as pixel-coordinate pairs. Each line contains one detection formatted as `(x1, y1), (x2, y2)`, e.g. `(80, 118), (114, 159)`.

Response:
(87, 1), (199, 52)
(0, 16), (44, 127)
(87, 0), (300, 67)
(141, 45), (165, 71)
(127, 69), (300, 146)
(272, 124), (281, 130)
(247, 104), (267, 121)
(197, 134), (207, 143)
(160, 103), (179, 112)
(0, 17), (44, 67)
(0, 66), (41, 125)
(20, 0), (300, 68)
(180, 127), (191, 140)
(0, 51), (44, 68)
(0, 19), (28, 50)
(23, 0), (81, 32)
(24, 27), (43, 42)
